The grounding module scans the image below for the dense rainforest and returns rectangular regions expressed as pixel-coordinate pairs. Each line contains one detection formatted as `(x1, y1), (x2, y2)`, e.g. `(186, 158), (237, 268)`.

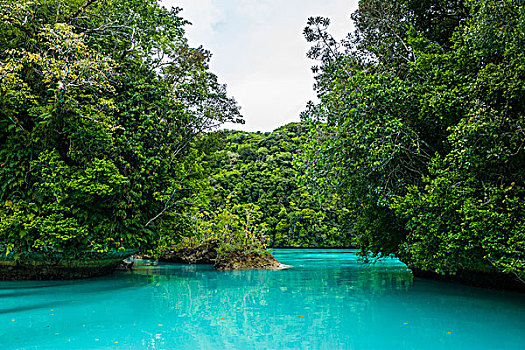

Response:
(300, 0), (525, 283)
(0, 0), (524, 287)
(202, 123), (351, 248)
(0, 0), (244, 263)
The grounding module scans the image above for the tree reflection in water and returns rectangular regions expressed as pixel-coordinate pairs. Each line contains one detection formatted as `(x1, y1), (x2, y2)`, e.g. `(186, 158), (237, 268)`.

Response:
(124, 249), (413, 349)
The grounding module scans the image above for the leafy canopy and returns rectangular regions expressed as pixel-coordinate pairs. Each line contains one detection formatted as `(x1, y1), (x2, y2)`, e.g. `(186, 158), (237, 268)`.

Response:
(301, 0), (525, 281)
(0, 0), (242, 260)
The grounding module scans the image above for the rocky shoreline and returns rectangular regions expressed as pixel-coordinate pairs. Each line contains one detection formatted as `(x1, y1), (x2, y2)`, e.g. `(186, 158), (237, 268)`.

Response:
(409, 266), (525, 293)
(0, 259), (124, 280)
(158, 239), (288, 271)
(0, 250), (137, 280)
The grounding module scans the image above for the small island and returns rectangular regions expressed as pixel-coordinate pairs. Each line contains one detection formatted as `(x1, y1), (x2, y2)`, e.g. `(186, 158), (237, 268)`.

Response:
(158, 239), (284, 271)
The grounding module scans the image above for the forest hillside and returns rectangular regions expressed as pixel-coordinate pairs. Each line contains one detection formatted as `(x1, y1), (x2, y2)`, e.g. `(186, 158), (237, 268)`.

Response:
(200, 123), (352, 248)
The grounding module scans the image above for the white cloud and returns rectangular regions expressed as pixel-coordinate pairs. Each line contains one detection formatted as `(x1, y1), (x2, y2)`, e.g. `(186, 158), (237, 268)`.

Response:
(161, 0), (359, 132)
(237, 0), (271, 20)
(164, 0), (224, 42)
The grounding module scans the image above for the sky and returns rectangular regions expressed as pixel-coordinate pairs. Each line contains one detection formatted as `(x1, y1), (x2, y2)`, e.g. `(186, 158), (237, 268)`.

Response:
(161, 0), (359, 132)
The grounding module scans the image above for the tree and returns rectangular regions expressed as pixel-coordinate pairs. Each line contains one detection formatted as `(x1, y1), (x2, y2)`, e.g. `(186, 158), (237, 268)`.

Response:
(200, 123), (351, 248)
(301, 0), (525, 282)
(0, 0), (242, 261)
(392, 0), (525, 280)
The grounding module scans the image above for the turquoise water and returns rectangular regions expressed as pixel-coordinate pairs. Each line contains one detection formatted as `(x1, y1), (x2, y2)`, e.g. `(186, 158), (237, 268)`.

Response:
(1, 249), (524, 350)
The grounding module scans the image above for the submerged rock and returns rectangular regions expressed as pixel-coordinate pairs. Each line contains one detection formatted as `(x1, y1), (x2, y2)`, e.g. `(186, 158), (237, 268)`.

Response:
(159, 239), (219, 264)
(116, 260), (134, 270)
(214, 249), (283, 271)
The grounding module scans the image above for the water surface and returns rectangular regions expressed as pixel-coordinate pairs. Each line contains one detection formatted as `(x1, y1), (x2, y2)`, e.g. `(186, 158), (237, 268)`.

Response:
(1, 249), (524, 349)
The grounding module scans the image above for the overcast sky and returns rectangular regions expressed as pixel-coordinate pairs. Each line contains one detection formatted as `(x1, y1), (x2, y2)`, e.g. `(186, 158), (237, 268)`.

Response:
(161, 0), (359, 132)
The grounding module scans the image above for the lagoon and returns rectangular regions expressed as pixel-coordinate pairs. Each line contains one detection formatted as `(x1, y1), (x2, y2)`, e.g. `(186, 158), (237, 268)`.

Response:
(1, 249), (524, 349)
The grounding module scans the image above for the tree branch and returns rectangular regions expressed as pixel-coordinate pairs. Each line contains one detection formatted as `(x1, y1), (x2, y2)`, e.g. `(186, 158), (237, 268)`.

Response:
(68, 0), (98, 22)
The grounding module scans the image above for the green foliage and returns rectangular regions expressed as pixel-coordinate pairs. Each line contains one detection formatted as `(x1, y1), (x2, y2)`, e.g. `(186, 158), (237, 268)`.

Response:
(0, 0), (241, 261)
(301, 0), (525, 281)
(198, 201), (269, 260)
(201, 123), (352, 248)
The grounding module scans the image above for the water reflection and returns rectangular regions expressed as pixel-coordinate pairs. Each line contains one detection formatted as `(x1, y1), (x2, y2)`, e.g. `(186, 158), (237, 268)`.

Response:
(0, 250), (524, 350)
(112, 250), (413, 349)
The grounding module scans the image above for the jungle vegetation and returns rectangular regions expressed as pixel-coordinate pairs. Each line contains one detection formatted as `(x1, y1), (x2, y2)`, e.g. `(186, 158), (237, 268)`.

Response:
(201, 123), (352, 248)
(300, 0), (525, 282)
(1, 0), (523, 285)
(0, 0), (243, 261)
